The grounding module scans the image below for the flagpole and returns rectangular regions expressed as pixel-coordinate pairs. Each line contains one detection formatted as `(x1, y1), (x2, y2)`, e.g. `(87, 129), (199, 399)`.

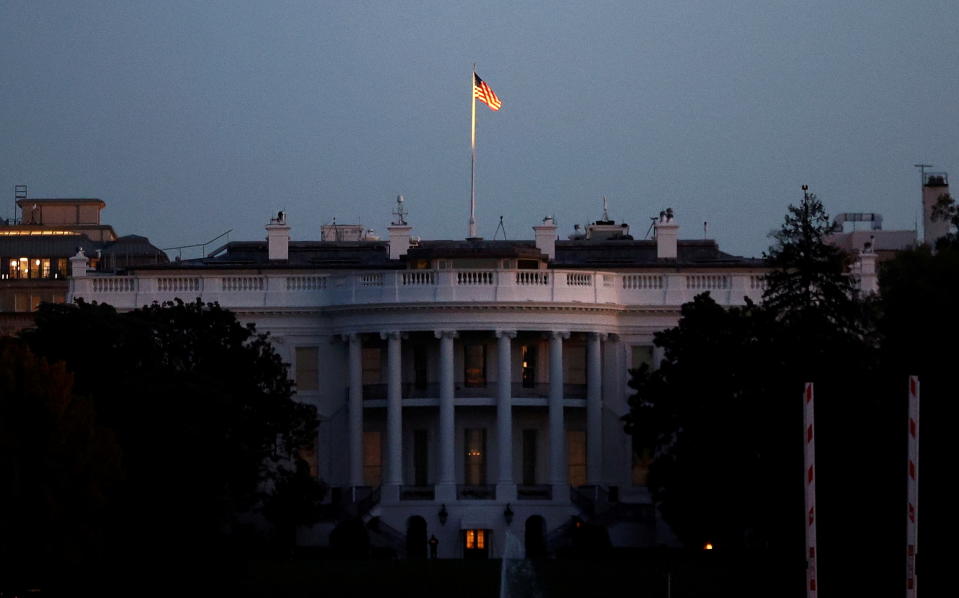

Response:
(469, 63), (477, 239)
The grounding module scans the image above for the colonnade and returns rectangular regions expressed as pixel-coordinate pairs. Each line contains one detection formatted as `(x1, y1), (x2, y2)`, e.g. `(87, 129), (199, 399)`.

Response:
(345, 330), (606, 502)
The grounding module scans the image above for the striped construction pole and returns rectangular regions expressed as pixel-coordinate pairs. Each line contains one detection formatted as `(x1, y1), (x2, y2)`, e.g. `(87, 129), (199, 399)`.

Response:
(804, 382), (818, 598)
(906, 376), (920, 598)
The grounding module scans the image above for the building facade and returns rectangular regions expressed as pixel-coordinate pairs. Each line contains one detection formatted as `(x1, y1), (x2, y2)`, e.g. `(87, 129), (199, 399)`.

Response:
(69, 205), (878, 558)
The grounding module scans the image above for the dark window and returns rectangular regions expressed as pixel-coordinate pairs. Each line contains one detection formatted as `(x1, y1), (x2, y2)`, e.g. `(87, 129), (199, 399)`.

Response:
(413, 429), (429, 486)
(523, 430), (538, 485)
(414, 345), (428, 389)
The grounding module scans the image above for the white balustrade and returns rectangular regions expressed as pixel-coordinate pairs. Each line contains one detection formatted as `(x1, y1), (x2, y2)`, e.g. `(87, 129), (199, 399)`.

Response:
(156, 277), (200, 292)
(402, 271), (435, 286)
(286, 276), (327, 290)
(360, 273), (383, 287)
(516, 271), (549, 285)
(74, 269), (781, 310)
(92, 277), (136, 293)
(457, 271), (493, 285)
(222, 276), (265, 291)
(622, 274), (664, 289)
(565, 272), (592, 287)
(686, 274), (730, 290)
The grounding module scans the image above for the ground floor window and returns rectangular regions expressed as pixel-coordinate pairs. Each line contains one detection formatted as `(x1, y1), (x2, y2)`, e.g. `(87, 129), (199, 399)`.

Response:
(464, 529), (489, 559)
(364, 430), (382, 486)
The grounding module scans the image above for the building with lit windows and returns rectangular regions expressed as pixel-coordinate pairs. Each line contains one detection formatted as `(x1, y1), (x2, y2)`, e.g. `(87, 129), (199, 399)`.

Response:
(1, 194), (167, 334)
(69, 200), (880, 558)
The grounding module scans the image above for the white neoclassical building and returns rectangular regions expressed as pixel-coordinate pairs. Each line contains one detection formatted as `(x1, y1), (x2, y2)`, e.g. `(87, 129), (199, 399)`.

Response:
(69, 202), (878, 558)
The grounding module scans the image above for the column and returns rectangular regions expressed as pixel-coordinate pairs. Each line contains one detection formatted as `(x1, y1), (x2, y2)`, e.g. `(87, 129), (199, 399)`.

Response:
(496, 330), (516, 501)
(383, 331), (403, 498)
(348, 333), (364, 488)
(435, 330), (457, 501)
(548, 331), (569, 492)
(586, 332), (604, 485)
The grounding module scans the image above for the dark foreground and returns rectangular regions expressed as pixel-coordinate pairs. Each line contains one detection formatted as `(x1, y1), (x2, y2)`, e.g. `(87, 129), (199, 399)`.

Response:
(3, 550), (811, 598)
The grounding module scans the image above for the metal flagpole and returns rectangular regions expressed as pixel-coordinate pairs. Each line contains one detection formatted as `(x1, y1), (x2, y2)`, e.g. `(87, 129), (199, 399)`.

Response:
(804, 382), (818, 598)
(469, 64), (477, 239)
(906, 375), (920, 598)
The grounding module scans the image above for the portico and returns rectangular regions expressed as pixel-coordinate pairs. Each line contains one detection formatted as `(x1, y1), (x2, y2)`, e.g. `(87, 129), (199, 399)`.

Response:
(342, 327), (608, 505)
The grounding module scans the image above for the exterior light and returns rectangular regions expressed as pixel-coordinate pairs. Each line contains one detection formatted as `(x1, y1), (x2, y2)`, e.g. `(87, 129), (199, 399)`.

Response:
(503, 503), (514, 526)
(438, 504), (448, 526)
(704, 542), (714, 550)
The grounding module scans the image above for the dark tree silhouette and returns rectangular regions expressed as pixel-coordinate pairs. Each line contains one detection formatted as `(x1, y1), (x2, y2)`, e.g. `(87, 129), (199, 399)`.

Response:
(19, 299), (320, 584)
(624, 189), (890, 596)
(0, 338), (122, 589)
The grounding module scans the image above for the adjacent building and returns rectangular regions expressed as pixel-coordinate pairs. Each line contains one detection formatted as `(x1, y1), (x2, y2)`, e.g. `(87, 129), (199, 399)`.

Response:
(1, 194), (168, 334)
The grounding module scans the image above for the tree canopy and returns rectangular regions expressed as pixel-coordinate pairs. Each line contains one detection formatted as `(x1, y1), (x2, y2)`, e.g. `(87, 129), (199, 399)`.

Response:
(8, 298), (321, 587)
(622, 189), (910, 595)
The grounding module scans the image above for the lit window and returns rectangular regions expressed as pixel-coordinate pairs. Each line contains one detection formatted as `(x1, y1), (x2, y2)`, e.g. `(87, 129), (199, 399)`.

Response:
(465, 529), (485, 550)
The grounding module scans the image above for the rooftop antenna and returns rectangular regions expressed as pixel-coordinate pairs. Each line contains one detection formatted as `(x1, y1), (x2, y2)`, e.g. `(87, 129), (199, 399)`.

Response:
(704, 221), (708, 239)
(493, 215), (507, 240)
(14, 184), (27, 224)
(392, 195), (408, 225)
(914, 163), (933, 242)
(602, 196), (609, 221)
(645, 215), (658, 239)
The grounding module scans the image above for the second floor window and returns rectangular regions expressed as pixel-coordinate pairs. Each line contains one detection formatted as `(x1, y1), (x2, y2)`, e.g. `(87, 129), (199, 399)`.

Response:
(464, 343), (486, 387)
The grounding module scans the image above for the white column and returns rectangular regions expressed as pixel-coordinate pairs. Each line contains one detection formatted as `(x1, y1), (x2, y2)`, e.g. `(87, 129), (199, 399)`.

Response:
(348, 333), (364, 488)
(586, 332), (604, 485)
(548, 331), (569, 491)
(496, 330), (516, 501)
(435, 330), (457, 501)
(383, 332), (403, 490)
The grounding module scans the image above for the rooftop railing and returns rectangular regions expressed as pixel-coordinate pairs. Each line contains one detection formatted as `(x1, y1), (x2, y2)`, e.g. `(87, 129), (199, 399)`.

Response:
(71, 268), (773, 310)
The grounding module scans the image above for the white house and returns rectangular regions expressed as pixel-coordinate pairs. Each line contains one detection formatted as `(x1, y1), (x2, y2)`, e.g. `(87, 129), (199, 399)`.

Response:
(69, 201), (879, 559)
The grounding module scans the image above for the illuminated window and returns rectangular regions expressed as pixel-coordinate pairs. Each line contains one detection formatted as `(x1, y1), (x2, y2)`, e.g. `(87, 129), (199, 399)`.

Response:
(521, 344), (537, 388)
(465, 529), (486, 550)
(464, 428), (486, 485)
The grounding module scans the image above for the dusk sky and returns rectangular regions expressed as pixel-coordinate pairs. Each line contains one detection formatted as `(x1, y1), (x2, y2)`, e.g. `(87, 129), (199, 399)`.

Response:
(2, 1), (957, 258)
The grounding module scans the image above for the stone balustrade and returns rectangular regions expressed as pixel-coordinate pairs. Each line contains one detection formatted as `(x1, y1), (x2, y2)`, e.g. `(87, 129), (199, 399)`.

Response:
(70, 268), (772, 309)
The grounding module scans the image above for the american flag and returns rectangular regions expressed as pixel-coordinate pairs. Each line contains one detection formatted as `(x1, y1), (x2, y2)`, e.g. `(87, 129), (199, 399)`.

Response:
(473, 73), (502, 111)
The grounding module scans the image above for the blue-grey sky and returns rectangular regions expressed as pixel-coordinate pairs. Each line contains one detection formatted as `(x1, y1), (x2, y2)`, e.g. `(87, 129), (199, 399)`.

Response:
(2, 1), (958, 258)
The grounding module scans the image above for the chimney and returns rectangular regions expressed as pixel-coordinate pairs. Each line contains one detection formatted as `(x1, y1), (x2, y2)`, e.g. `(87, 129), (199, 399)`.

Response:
(533, 216), (558, 260)
(266, 211), (290, 261)
(70, 248), (89, 278)
(856, 240), (879, 294)
(654, 208), (678, 259)
(388, 195), (413, 259)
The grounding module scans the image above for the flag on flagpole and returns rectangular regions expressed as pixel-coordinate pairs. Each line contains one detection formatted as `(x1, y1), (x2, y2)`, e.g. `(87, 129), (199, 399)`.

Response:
(473, 73), (502, 111)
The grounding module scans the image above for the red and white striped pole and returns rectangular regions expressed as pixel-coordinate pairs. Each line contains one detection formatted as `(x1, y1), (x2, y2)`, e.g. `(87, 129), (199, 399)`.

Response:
(804, 382), (818, 598)
(906, 375), (920, 598)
